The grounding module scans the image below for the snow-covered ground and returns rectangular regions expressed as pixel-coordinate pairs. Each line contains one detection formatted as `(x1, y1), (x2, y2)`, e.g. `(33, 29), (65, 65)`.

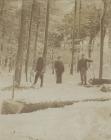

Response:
(0, 101), (111, 140)
(0, 69), (111, 103)
(0, 69), (111, 140)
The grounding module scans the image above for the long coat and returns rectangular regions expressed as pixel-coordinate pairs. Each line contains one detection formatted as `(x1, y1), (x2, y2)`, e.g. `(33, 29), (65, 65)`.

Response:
(77, 59), (92, 72)
(36, 57), (44, 72)
(54, 60), (64, 74)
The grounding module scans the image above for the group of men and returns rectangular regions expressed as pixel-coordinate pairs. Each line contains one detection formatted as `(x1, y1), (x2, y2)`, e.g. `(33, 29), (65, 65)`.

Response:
(33, 54), (93, 87)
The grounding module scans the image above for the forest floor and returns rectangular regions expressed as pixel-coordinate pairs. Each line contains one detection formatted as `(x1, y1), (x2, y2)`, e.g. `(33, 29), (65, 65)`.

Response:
(0, 69), (111, 140)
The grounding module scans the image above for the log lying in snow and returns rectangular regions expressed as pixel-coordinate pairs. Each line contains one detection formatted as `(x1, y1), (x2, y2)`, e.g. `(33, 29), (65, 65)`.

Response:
(100, 85), (111, 92)
(1, 100), (25, 114)
(89, 79), (111, 85)
(0, 100), (73, 115)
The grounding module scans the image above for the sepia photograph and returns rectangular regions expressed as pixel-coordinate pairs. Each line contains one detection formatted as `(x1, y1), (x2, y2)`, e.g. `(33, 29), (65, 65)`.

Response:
(0, 0), (111, 139)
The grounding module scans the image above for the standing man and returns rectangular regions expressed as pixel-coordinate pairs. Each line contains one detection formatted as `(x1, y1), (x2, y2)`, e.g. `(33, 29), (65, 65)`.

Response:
(77, 54), (93, 85)
(54, 56), (64, 84)
(33, 56), (44, 87)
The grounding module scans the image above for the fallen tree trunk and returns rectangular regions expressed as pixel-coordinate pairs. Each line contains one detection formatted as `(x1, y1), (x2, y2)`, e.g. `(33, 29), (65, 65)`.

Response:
(89, 78), (111, 85)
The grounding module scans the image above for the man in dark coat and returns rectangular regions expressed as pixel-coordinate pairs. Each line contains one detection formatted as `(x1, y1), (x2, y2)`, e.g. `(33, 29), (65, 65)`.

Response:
(33, 56), (44, 87)
(77, 54), (93, 85)
(54, 56), (64, 84)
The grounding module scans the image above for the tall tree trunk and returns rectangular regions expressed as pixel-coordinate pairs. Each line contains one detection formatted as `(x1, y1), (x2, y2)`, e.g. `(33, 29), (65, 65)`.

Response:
(99, 0), (107, 79)
(78, 0), (81, 37)
(42, 0), (50, 66)
(0, 0), (5, 65)
(33, 5), (40, 68)
(77, 0), (82, 63)
(25, 0), (35, 81)
(14, 0), (27, 87)
(0, 0), (5, 50)
(70, 0), (77, 75)
(51, 47), (54, 74)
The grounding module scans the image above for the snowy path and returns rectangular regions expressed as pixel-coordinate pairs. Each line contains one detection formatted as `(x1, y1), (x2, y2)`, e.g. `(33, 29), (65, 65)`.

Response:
(0, 71), (111, 103)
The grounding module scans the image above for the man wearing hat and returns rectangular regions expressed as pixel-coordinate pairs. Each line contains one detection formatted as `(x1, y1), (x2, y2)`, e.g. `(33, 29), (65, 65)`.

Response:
(33, 54), (44, 87)
(77, 54), (93, 85)
(54, 56), (64, 84)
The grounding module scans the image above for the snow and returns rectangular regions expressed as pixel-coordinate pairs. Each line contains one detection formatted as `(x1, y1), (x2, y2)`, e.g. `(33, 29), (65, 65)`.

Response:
(0, 70), (111, 104)
(0, 69), (111, 140)
(0, 101), (111, 140)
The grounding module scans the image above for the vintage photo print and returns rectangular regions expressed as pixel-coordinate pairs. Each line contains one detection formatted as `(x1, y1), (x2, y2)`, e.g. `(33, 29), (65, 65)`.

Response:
(0, 0), (111, 139)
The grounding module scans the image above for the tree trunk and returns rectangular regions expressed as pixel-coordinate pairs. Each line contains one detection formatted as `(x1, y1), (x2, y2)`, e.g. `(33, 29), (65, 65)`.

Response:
(25, 0), (35, 82)
(78, 0), (81, 38)
(51, 47), (54, 74)
(70, 0), (77, 75)
(42, 0), (50, 66)
(99, 0), (107, 79)
(0, 0), (5, 65)
(32, 5), (40, 69)
(14, 0), (27, 87)
(0, 0), (5, 49)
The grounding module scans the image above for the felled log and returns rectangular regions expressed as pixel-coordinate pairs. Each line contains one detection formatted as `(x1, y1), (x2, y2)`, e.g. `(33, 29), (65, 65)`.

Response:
(1, 100), (24, 114)
(89, 78), (111, 85)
